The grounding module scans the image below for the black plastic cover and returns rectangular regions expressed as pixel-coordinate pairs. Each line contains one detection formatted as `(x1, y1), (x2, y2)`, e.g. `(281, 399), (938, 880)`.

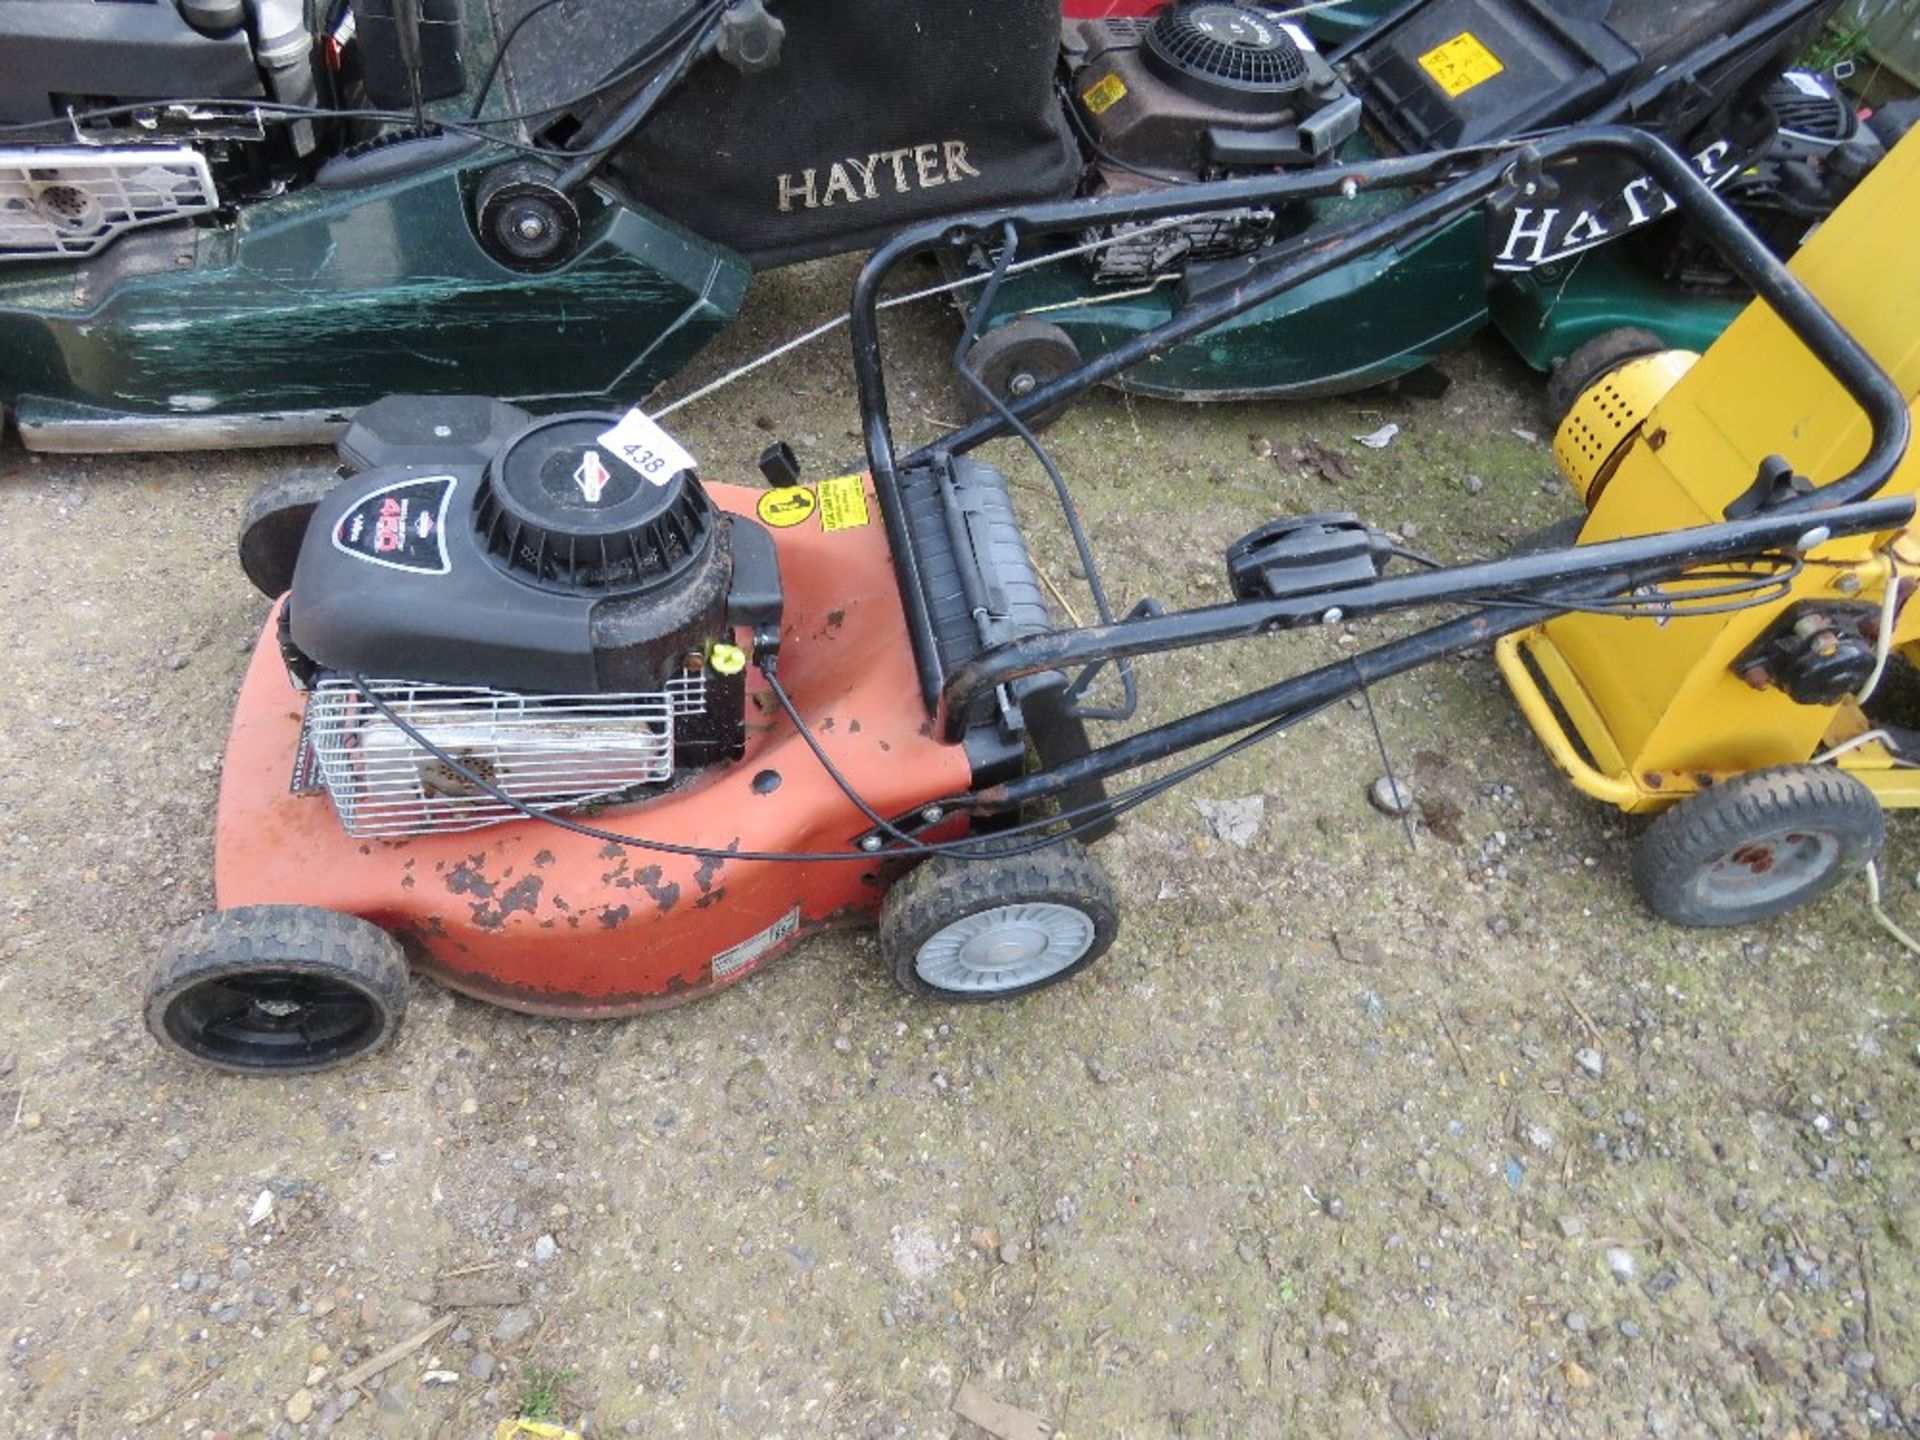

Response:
(289, 466), (767, 695)
(337, 394), (532, 474)
(1226, 513), (1393, 601)
(0, 0), (262, 124)
(353, 0), (466, 109)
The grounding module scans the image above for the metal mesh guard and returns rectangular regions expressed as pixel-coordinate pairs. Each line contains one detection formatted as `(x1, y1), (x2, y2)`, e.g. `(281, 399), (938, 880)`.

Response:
(303, 677), (706, 839)
(0, 146), (217, 262)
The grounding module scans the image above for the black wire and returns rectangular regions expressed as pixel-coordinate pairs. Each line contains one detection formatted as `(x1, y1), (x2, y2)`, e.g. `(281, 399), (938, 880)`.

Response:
(467, 0), (717, 122)
(954, 220), (1139, 720)
(340, 663), (1358, 864)
(1056, 78), (1195, 187)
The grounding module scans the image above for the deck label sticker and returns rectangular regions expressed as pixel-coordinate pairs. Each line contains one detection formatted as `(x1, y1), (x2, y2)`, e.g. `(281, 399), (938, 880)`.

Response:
(817, 474), (871, 533)
(1418, 32), (1504, 98)
(756, 486), (816, 528)
(1082, 73), (1128, 115)
(712, 905), (801, 981)
(333, 474), (456, 575)
(597, 408), (697, 487)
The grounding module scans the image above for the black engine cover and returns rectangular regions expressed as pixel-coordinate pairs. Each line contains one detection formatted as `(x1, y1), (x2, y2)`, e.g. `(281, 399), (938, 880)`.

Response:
(286, 409), (780, 696)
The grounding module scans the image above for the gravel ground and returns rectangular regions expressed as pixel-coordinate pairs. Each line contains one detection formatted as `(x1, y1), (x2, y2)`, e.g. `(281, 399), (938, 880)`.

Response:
(1, 256), (1917, 1439)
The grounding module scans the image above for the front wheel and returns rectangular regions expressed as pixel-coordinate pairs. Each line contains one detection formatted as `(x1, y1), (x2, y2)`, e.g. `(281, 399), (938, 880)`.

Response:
(1631, 767), (1884, 927)
(146, 906), (410, 1073)
(880, 838), (1118, 1000)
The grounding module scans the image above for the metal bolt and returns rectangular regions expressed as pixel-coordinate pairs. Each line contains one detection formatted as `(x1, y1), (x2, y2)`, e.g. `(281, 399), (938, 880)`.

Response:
(1008, 372), (1038, 397)
(859, 835), (884, 853)
(516, 213), (549, 242)
(1836, 573), (1862, 596)
(920, 805), (944, 824)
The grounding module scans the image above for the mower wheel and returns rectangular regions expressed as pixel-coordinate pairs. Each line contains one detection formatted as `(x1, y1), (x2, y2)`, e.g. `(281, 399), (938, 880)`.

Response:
(880, 838), (1118, 1001)
(238, 466), (341, 598)
(960, 319), (1083, 433)
(1544, 326), (1666, 427)
(146, 906), (409, 1074)
(1631, 767), (1884, 928)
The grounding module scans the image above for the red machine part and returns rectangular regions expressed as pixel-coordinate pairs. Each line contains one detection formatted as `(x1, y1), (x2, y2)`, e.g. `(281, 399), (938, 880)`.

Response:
(213, 479), (973, 1018)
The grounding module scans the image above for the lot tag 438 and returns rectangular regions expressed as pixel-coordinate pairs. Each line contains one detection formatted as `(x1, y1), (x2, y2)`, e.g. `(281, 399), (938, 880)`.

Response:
(597, 408), (698, 486)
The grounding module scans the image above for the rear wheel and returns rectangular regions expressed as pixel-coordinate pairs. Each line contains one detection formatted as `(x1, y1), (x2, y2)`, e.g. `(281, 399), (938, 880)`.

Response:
(238, 466), (341, 598)
(881, 838), (1118, 1000)
(960, 319), (1083, 433)
(1631, 767), (1884, 927)
(146, 906), (409, 1074)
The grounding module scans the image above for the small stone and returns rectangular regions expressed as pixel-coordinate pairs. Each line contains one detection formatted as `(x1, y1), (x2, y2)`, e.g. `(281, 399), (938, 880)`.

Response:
(1367, 775), (1414, 818)
(1524, 1122), (1555, 1154)
(492, 1307), (536, 1344)
(998, 1242), (1020, 1266)
(970, 1226), (1001, 1254)
(1606, 1247), (1637, 1281)
(1323, 1195), (1347, 1221)
(180, 1271), (201, 1293)
(1563, 1359), (1594, 1390)
(1574, 1047), (1605, 1078)
(832, 1036), (852, 1053)
(468, 1352), (495, 1383)
(1464, 474), (1485, 495)
(1565, 1311), (1589, 1334)
(285, 1388), (314, 1424)
(1556, 1216), (1586, 1239)
(1644, 1266), (1681, 1298)
(305, 1365), (326, 1387)
(230, 1256), (253, 1282)
(1618, 1319), (1642, 1340)
(422, 1370), (458, 1385)
(533, 1234), (557, 1263)
(19, 1112), (41, 1132)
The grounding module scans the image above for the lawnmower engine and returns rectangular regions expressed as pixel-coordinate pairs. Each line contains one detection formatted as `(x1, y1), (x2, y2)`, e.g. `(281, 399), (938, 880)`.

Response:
(1062, 3), (1361, 283)
(0, 0), (463, 261)
(278, 404), (781, 840)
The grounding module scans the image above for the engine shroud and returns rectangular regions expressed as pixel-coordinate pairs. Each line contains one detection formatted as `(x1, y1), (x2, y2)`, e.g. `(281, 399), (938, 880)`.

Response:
(1067, 7), (1356, 175)
(286, 409), (780, 698)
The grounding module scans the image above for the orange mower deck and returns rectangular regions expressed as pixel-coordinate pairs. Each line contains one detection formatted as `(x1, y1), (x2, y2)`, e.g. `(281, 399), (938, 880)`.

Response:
(213, 479), (971, 1018)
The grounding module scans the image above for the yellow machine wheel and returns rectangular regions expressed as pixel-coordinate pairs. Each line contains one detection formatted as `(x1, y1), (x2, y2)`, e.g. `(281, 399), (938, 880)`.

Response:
(1631, 766), (1885, 927)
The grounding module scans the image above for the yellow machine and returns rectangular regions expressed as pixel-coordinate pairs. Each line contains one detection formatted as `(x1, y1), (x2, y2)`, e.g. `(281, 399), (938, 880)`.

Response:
(1498, 129), (1920, 927)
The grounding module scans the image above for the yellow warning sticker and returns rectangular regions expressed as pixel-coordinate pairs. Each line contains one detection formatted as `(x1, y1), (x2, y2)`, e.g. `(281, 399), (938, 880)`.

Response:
(1082, 73), (1128, 116)
(817, 474), (871, 533)
(756, 486), (816, 528)
(1418, 31), (1504, 98)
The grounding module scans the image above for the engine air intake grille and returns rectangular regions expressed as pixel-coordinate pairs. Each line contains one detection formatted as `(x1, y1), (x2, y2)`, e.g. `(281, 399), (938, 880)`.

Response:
(299, 676), (706, 838)
(1146, 5), (1309, 96)
(0, 146), (217, 262)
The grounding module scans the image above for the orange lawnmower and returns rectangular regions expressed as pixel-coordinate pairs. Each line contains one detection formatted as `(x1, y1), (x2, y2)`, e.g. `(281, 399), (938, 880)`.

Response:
(149, 128), (1910, 1073)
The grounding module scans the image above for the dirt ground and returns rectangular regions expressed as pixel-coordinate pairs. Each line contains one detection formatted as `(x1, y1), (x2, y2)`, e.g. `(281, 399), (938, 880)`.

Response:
(2, 255), (1917, 1440)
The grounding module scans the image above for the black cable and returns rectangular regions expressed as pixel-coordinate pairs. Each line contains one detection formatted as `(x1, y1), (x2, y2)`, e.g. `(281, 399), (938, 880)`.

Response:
(954, 221), (1139, 721)
(467, 0), (716, 122)
(342, 668), (1340, 865)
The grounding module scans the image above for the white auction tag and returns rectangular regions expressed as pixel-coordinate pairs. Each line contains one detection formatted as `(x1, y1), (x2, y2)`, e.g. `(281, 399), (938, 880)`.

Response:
(597, 407), (698, 487)
(1782, 70), (1830, 99)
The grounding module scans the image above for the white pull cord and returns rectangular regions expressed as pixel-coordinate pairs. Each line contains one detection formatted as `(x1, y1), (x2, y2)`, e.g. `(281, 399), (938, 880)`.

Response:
(651, 214), (1203, 420)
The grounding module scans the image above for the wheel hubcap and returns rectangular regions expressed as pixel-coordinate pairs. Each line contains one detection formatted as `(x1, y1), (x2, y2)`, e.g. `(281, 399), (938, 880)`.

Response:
(915, 903), (1094, 994)
(165, 969), (383, 1070)
(1697, 829), (1841, 908)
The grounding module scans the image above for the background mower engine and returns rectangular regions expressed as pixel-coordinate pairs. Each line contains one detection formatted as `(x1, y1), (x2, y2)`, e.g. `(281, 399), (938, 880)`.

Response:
(1063, 4), (1361, 284)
